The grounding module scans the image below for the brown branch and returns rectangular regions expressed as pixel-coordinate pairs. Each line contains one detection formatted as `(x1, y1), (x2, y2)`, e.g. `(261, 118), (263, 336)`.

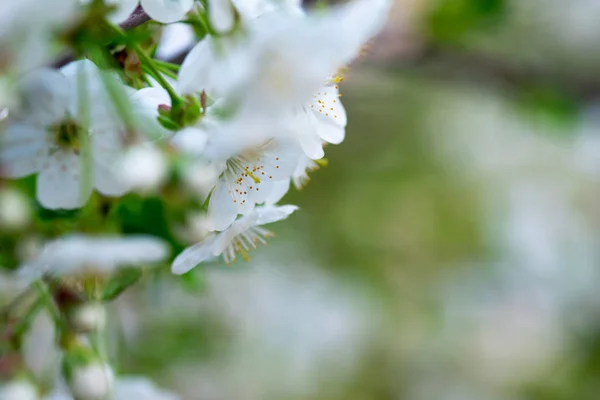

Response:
(118, 5), (151, 31)
(52, 6), (152, 68)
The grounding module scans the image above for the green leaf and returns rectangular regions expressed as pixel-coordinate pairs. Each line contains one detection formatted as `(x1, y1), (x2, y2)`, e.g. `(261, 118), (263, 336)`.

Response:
(101, 268), (143, 301)
(427, 0), (507, 43)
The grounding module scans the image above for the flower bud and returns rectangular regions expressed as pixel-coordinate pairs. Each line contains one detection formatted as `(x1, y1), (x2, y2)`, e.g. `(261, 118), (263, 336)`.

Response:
(0, 188), (31, 230)
(120, 145), (168, 193)
(62, 346), (114, 400)
(67, 303), (106, 334)
(0, 379), (38, 400)
(69, 363), (113, 400)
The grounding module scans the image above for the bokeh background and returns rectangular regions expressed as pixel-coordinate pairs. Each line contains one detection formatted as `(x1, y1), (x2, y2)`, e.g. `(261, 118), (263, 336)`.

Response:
(125, 1), (600, 398)
(12, 0), (600, 398)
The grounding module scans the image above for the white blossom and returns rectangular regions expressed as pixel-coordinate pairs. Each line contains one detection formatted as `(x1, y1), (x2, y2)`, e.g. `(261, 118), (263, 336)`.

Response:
(0, 0), (80, 73)
(107, 0), (194, 24)
(209, 0), (235, 33)
(0, 60), (131, 210)
(172, 205), (298, 273)
(68, 302), (107, 333)
(119, 144), (168, 192)
(0, 379), (38, 400)
(179, 0), (391, 111)
(46, 377), (179, 400)
(68, 363), (114, 400)
(17, 235), (169, 282)
(0, 187), (31, 229)
(170, 105), (302, 230)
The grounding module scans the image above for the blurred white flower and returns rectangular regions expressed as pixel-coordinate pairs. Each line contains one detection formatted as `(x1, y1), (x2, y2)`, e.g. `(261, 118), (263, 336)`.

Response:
(0, 60), (131, 210)
(209, 0), (235, 33)
(232, 0), (302, 20)
(69, 363), (114, 400)
(179, 0), (390, 111)
(0, 379), (38, 400)
(17, 235), (169, 282)
(172, 205), (298, 273)
(46, 376), (179, 400)
(155, 23), (196, 60)
(177, 259), (374, 400)
(68, 302), (107, 333)
(0, 0), (80, 73)
(0, 187), (31, 230)
(119, 144), (168, 193)
(107, 0), (194, 24)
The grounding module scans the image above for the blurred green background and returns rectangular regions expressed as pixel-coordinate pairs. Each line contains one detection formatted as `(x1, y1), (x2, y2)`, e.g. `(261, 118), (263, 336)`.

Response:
(18, 0), (600, 399)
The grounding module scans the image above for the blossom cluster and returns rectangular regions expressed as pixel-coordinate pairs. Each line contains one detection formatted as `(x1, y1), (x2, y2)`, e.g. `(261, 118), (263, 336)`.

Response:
(0, 0), (390, 398)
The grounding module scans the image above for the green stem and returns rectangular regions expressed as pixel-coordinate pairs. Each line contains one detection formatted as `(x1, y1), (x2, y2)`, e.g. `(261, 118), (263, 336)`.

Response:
(33, 281), (62, 329)
(104, 22), (181, 106)
(132, 43), (181, 106)
(1, 287), (34, 320)
(11, 296), (44, 350)
(153, 59), (180, 72)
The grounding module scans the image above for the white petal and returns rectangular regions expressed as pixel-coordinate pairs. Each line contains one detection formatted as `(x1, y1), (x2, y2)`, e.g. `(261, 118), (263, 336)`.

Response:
(36, 152), (91, 210)
(131, 87), (171, 111)
(290, 110), (324, 159)
(309, 87), (347, 144)
(298, 128), (324, 160)
(209, 0), (234, 33)
(207, 180), (238, 231)
(264, 179), (290, 205)
(141, 0), (194, 23)
(254, 204), (298, 225)
(156, 23), (196, 59)
(260, 138), (302, 179)
(178, 38), (216, 95)
(0, 123), (47, 178)
(171, 127), (208, 154)
(172, 236), (219, 274)
(16, 69), (69, 126)
(94, 159), (131, 197)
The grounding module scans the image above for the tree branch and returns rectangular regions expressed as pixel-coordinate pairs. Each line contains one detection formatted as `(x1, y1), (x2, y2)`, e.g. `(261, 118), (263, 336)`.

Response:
(118, 6), (152, 31)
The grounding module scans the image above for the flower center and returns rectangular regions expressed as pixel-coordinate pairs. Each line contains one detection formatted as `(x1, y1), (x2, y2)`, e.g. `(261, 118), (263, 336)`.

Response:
(48, 118), (82, 153)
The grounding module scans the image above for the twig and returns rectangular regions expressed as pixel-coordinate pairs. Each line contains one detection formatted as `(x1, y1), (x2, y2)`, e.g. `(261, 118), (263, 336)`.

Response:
(118, 5), (152, 31)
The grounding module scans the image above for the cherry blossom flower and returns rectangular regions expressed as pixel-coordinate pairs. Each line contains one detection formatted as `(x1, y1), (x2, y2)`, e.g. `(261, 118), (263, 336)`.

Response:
(172, 205), (298, 273)
(107, 0), (194, 24)
(0, 60), (133, 209)
(17, 234), (169, 282)
(179, 0), (391, 110)
(46, 376), (179, 400)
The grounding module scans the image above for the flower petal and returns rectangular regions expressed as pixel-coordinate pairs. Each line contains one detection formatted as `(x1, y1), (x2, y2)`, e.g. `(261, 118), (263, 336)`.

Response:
(209, 0), (234, 33)
(94, 159), (131, 197)
(0, 123), (47, 178)
(16, 69), (69, 126)
(264, 179), (290, 205)
(207, 179), (238, 231)
(254, 204), (298, 225)
(36, 152), (91, 210)
(141, 0), (194, 23)
(172, 235), (218, 274)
